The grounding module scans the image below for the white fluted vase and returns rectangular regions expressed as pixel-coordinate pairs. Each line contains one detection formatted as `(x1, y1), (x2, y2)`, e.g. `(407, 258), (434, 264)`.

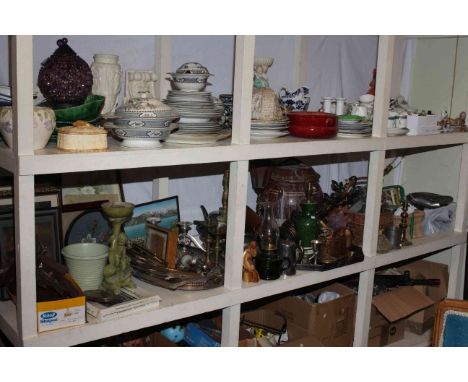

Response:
(91, 54), (122, 115)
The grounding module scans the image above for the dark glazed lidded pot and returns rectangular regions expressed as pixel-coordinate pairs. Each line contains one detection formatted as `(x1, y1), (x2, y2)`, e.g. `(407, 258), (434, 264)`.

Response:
(38, 38), (93, 108)
(261, 163), (323, 224)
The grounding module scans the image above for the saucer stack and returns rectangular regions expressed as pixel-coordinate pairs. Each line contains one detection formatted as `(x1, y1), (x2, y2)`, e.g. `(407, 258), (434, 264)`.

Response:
(337, 115), (372, 138)
(0, 85), (11, 106)
(250, 118), (289, 139)
(164, 63), (224, 135)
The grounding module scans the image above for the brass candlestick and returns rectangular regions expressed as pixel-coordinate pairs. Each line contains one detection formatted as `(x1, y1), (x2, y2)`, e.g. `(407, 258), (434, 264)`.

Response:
(400, 201), (412, 247)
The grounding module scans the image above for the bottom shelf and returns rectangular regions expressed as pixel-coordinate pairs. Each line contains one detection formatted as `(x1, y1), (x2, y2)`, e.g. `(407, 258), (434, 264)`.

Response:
(385, 329), (432, 347)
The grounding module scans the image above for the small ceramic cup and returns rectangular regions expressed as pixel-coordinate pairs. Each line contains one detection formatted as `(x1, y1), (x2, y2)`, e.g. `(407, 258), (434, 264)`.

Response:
(335, 98), (346, 116)
(322, 97), (334, 113)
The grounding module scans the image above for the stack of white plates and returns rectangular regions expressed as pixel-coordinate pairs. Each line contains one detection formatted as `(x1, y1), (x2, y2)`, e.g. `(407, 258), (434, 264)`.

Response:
(164, 90), (224, 135)
(250, 118), (289, 139)
(0, 85), (12, 106)
(387, 127), (409, 136)
(337, 118), (372, 138)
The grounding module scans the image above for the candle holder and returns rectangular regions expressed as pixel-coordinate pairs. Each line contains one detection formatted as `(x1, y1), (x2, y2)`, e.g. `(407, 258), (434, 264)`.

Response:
(400, 201), (412, 247)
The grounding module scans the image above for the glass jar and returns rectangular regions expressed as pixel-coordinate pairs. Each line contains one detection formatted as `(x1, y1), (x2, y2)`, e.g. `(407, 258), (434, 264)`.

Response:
(258, 201), (279, 252)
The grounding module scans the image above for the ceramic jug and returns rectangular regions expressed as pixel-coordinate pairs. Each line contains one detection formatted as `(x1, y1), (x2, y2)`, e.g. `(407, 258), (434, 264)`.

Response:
(279, 86), (310, 112)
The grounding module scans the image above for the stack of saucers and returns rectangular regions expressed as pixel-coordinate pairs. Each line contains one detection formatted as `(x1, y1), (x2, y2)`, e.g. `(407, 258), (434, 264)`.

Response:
(0, 85), (11, 106)
(164, 63), (224, 135)
(337, 115), (372, 138)
(250, 118), (290, 139)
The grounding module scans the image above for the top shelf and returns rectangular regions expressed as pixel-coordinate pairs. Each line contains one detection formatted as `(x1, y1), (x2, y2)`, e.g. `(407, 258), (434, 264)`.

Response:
(1, 131), (467, 175)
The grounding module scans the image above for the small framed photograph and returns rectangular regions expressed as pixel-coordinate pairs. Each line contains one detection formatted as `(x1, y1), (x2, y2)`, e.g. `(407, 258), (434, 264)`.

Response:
(0, 207), (63, 263)
(145, 222), (179, 269)
(61, 170), (123, 210)
(124, 196), (180, 242)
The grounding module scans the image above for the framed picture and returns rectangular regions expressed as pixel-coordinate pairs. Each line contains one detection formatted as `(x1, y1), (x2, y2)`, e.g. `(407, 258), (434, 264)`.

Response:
(145, 222), (179, 269)
(124, 196), (180, 242)
(0, 184), (61, 208)
(382, 185), (405, 209)
(63, 203), (112, 245)
(61, 170), (123, 210)
(0, 207), (62, 263)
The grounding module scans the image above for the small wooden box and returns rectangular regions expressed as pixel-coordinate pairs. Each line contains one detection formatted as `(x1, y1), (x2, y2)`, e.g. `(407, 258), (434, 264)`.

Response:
(346, 210), (394, 246)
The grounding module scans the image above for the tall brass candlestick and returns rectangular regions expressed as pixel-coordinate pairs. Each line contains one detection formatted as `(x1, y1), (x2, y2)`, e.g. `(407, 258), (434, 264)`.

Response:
(400, 201), (412, 247)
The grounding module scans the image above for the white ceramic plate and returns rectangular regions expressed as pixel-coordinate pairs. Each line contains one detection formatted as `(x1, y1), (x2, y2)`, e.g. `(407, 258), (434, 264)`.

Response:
(386, 128), (409, 136)
(165, 130), (231, 145)
(251, 125), (289, 131)
(250, 130), (289, 138)
(337, 132), (372, 138)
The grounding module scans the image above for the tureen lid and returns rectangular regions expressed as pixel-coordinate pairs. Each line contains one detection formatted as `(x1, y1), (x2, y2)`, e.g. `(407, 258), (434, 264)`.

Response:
(175, 62), (212, 75)
(116, 92), (176, 117)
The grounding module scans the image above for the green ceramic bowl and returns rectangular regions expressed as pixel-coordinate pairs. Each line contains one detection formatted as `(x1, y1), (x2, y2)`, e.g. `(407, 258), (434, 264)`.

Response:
(338, 114), (365, 121)
(51, 95), (105, 124)
(101, 202), (135, 219)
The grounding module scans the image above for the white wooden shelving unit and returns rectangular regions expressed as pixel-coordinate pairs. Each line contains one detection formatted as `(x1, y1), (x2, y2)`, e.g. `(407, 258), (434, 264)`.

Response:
(0, 35), (467, 347)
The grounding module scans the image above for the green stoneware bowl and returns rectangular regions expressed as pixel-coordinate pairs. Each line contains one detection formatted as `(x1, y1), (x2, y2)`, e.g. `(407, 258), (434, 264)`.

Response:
(42, 95), (105, 125)
(338, 114), (365, 122)
(101, 202), (135, 219)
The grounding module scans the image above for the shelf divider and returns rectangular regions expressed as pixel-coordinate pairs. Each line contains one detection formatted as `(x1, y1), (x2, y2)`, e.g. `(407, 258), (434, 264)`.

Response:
(372, 35), (395, 138)
(232, 35), (255, 145)
(13, 175), (36, 343)
(353, 269), (375, 347)
(221, 304), (241, 346)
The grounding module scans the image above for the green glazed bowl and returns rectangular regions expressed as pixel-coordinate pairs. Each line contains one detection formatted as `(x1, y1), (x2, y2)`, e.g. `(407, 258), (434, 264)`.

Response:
(338, 114), (365, 121)
(101, 202), (135, 219)
(49, 95), (105, 124)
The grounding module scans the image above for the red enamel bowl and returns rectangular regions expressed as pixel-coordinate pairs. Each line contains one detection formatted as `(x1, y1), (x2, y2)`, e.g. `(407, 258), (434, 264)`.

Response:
(288, 112), (338, 139)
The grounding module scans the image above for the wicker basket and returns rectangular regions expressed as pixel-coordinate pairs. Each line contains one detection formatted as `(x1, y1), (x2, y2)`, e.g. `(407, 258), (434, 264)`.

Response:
(346, 209), (394, 246)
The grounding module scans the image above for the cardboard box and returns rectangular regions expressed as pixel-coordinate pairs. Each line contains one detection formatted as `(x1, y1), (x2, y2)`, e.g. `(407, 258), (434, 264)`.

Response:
(37, 295), (86, 333)
(397, 260), (449, 334)
(368, 284), (434, 346)
(368, 319), (406, 347)
(407, 115), (440, 135)
(262, 283), (356, 346)
(241, 309), (322, 347)
(36, 274), (86, 333)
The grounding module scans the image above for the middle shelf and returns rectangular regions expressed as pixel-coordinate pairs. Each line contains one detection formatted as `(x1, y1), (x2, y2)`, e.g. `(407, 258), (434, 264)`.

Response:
(3, 132), (468, 176)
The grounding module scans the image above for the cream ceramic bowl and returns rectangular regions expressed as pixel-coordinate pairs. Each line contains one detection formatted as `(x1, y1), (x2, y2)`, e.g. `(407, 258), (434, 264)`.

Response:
(62, 243), (109, 291)
(0, 106), (56, 149)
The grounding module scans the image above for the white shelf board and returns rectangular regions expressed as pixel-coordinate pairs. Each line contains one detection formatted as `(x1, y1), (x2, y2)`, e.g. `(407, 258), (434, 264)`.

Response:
(6, 132), (468, 176)
(375, 231), (466, 268)
(0, 257), (374, 346)
(239, 257), (374, 303)
(385, 132), (468, 150)
(15, 135), (387, 175)
(385, 329), (432, 347)
(248, 136), (385, 157)
(2, 280), (235, 347)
